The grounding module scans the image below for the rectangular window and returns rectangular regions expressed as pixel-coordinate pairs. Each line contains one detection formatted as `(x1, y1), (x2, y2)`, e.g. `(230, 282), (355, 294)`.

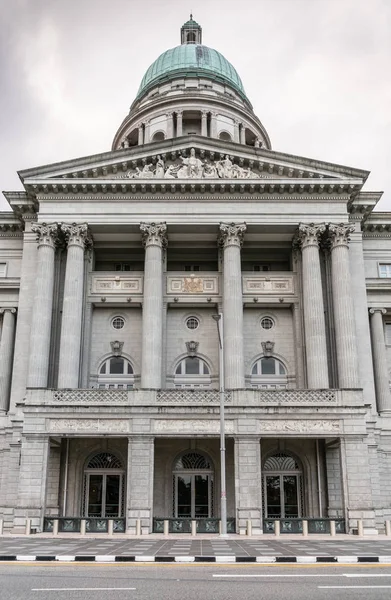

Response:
(379, 264), (391, 278)
(0, 263), (7, 277)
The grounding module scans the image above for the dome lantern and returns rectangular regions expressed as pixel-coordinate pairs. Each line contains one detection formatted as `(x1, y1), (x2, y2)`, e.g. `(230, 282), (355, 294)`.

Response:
(181, 14), (202, 45)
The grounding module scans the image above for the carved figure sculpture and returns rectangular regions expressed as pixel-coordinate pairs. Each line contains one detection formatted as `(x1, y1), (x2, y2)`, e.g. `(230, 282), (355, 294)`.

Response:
(134, 163), (154, 178)
(178, 148), (204, 178)
(216, 155), (233, 178)
(155, 155), (165, 178)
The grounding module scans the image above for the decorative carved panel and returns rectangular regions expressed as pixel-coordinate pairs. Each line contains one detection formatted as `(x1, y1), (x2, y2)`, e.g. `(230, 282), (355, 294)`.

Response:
(243, 275), (294, 295)
(167, 275), (218, 295)
(154, 419), (235, 433)
(258, 420), (340, 433)
(49, 419), (129, 433)
(91, 275), (143, 294)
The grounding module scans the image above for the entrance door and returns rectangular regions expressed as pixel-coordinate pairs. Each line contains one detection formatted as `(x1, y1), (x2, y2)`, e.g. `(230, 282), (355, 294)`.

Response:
(263, 452), (303, 519)
(175, 473), (212, 518)
(86, 473), (123, 517)
(265, 474), (301, 518)
(173, 451), (214, 518)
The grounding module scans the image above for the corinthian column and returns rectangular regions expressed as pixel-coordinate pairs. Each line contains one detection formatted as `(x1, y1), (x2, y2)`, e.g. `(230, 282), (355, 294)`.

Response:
(298, 223), (329, 388)
(27, 223), (58, 388)
(369, 308), (391, 413)
(138, 124), (144, 146)
(0, 308), (16, 410)
(201, 111), (208, 137)
(58, 223), (89, 389)
(329, 223), (359, 388)
(176, 111), (183, 137)
(140, 222), (167, 388)
(219, 222), (246, 389)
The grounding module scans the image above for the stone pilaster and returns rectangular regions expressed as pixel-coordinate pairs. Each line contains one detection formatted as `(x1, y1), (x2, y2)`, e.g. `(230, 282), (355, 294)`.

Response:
(240, 123), (246, 144)
(329, 223), (359, 388)
(138, 124), (144, 145)
(166, 112), (174, 138)
(144, 120), (150, 144)
(219, 222), (246, 389)
(234, 437), (262, 534)
(201, 110), (208, 137)
(369, 308), (391, 413)
(126, 436), (154, 534)
(27, 223), (58, 388)
(234, 119), (240, 143)
(0, 308), (16, 411)
(140, 222), (167, 389)
(211, 111), (218, 138)
(58, 223), (89, 389)
(297, 223), (329, 388)
(176, 111), (183, 137)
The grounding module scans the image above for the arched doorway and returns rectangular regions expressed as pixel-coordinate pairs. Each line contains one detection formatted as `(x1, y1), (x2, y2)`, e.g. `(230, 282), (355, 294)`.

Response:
(82, 452), (125, 518)
(173, 451), (214, 518)
(263, 452), (303, 518)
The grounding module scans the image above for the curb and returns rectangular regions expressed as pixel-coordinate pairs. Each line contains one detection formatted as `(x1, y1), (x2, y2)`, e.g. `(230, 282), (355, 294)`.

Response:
(1, 555), (391, 563)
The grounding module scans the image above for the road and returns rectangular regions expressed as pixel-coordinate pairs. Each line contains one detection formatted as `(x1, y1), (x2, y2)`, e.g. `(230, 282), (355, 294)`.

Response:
(2, 563), (391, 600)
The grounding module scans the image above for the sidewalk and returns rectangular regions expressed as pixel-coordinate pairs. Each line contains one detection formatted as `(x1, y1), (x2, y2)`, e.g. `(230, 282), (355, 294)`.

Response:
(1, 534), (391, 563)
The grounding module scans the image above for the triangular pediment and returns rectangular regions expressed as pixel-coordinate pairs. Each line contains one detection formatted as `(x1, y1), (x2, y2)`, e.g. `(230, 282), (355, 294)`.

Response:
(19, 136), (369, 186)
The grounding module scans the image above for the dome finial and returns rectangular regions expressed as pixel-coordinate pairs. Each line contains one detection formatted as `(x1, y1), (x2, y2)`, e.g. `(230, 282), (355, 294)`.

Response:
(181, 14), (202, 44)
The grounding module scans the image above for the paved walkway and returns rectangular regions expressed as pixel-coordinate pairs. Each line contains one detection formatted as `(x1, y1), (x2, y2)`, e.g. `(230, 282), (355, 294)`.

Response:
(1, 535), (391, 562)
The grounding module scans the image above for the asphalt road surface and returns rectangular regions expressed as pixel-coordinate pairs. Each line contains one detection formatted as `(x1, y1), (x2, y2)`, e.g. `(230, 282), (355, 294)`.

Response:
(2, 564), (391, 600)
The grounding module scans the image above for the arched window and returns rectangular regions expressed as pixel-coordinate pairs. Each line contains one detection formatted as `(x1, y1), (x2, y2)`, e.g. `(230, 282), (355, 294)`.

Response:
(219, 131), (232, 142)
(98, 357), (134, 389)
(152, 131), (165, 142)
(173, 451), (214, 518)
(251, 357), (287, 389)
(174, 357), (211, 388)
(263, 452), (303, 518)
(83, 452), (125, 518)
(186, 31), (197, 44)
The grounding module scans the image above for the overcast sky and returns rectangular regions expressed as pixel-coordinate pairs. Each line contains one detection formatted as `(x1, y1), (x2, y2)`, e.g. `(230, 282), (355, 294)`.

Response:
(1, 0), (390, 211)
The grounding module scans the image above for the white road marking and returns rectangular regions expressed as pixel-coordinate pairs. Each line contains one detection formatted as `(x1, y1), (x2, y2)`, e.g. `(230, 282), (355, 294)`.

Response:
(319, 586), (391, 589)
(32, 588), (136, 591)
(213, 573), (391, 579)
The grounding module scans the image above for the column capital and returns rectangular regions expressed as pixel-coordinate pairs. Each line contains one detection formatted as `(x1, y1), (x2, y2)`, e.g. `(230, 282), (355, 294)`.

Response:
(140, 222), (167, 248)
(201, 110), (208, 117)
(218, 222), (247, 248)
(176, 110), (183, 117)
(61, 222), (91, 248)
(328, 223), (355, 249)
(31, 222), (59, 249)
(369, 308), (387, 316)
(0, 307), (16, 315)
(298, 222), (326, 249)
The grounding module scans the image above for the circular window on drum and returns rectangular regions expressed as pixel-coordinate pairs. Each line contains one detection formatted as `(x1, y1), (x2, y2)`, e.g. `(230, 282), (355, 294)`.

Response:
(260, 316), (274, 330)
(112, 316), (125, 330)
(186, 316), (200, 330)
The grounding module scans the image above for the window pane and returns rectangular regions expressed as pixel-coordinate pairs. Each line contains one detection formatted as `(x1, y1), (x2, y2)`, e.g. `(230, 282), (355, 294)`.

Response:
(251, 364), (258, 375)
(279, 362), (286, 375)
(127, 362), (133, 374)
(105, 475), (120, 517)
(175, 363), (182, 375)
(261, 358), (276, 374)
(110, 357), (124, 374)
(177, 475), (191, 517)
(266, 475), (281, 518)
(185, 357), (200, 374)
(88, 475), (103, 517)
(283, 476), (299, 517)
(99, 363), (106, 374)
(203, 362), (209, 375)
(195, 475), (209, 517)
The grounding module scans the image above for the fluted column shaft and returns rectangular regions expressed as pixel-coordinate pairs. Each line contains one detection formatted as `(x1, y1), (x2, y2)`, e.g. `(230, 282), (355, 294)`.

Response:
(138, 124), (144, 145)
(234, 120), (240, 143)
(240, 124), (246, 144)
(58, 223), (89, 389)
(140, 222), (167, 389)
(0, 308), (16, 410)
(329, 223), (359, 388)
(370, 308), (391, 413)
(27, 223), (58, 388)
(298, 223), (329, 388)
(144, 120), (150, 144)
(211, 112), (217, 138)
(219, 223), (246, 389)
(201, 111), (208, 137)
(176, 111), (183, 137)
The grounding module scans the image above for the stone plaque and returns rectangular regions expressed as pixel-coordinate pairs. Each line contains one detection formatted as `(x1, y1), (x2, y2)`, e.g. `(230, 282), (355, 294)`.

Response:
(259, 420), (340, 433)
(167, 276), (218, 295)
(91, 276), (143, 294)
(49, 419), (129, 433)
(154, 419), (234, 434)
(243, 275), (294, 295)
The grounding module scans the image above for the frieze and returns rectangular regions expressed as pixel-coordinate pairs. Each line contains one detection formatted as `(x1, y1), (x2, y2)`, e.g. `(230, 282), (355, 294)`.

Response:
(154, 419), (235, 434)
(259, 420), (340, 433)
(49, 419), (129, 433)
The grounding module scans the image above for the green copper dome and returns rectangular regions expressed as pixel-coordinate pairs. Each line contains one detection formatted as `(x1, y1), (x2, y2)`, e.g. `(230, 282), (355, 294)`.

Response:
(136, 44), (247, 101)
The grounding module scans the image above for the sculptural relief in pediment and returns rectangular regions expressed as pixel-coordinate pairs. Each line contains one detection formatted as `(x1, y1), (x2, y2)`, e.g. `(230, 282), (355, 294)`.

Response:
(114, 148), (262, 180)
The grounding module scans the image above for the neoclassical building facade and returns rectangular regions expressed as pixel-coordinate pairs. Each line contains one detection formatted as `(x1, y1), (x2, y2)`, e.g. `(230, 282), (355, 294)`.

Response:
(0, 16), (391, 535)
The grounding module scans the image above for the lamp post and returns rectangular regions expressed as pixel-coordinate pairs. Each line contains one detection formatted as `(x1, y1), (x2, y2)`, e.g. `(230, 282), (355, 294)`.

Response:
(212, 313), (228, 536)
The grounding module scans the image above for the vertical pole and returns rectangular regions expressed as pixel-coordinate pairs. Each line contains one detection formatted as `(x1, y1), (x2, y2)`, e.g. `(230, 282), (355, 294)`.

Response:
(214, 313), (227, 537)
